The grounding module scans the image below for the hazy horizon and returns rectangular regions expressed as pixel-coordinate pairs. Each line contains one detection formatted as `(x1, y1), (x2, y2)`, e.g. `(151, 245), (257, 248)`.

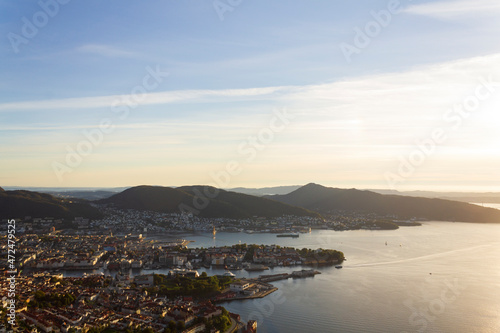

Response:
(4, 183), (500, 194)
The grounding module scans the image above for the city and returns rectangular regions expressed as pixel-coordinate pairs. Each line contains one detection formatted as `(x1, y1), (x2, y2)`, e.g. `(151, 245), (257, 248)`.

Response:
(0, 229), (344, 332)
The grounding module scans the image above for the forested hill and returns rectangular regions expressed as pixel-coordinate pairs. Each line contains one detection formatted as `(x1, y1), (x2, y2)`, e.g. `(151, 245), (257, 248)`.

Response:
(0, 189), (102, 219)
(98, 185), (321, 219)
(266, 183), (500, 223)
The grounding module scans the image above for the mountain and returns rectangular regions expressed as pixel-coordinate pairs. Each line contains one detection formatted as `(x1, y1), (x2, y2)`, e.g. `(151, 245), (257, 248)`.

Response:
(370, 189), (500, 204)
(99, 185), (321, 219)
(178, 186), (320, 218)
(266, 183), (500, 223)
(98, 186), (193, 212)
(0, 190), (103, 219)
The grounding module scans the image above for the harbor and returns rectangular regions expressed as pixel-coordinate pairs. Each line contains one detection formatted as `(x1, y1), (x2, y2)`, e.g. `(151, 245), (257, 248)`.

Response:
(213, 269), (321, 303)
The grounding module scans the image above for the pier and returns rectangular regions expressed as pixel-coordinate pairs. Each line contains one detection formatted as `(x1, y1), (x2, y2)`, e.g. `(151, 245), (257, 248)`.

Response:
(213, 270), (321, 303)
(257, 269), (321, 282)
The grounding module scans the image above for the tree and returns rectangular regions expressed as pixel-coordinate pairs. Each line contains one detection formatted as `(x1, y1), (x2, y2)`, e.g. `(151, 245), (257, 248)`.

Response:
(213, 314), (231, 331)
(34, 290), (46, 300)
(153, 274), (164, 285)
(221, 307), (229, 317)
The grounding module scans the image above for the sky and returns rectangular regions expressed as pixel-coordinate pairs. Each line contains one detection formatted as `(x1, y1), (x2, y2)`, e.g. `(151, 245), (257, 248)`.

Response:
(1, 0), (500, 191)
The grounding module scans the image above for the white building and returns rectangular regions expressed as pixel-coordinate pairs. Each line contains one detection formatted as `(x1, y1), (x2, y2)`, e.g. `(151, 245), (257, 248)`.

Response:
(230, 281), (250, 292)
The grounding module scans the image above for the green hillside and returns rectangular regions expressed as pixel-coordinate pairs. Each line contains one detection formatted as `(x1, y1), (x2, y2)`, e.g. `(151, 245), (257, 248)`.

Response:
(0, 190), (103, 219)
(99, 185), (321, 219)
(267, 183), (500, 223)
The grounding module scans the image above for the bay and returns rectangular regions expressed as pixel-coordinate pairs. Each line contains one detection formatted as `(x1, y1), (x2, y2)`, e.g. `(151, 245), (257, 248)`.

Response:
(186, 222), (500, 333)
(64, 222), (500, 332)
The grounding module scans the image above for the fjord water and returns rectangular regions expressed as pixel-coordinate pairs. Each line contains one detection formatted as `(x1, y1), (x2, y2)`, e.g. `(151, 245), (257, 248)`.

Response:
(188, 222), (500, 333)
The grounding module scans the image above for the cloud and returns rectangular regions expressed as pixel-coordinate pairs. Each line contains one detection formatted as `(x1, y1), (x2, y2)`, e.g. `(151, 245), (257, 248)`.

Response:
(404, 0), (500, 20)
(76, 44), (139, 58)
(1, 53), (499, 117)
(0, 86), (289, 111)
(3, 53), (500, 189)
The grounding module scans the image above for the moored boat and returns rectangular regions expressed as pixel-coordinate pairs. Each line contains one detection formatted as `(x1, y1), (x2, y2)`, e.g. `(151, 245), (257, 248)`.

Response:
(277, 233), (299, 238)
(223, 271), (236, 277)
(245, 264), (269, 271)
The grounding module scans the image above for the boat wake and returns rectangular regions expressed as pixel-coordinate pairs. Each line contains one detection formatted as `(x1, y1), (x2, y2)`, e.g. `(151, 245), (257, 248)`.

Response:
(344, 243), (497, 268)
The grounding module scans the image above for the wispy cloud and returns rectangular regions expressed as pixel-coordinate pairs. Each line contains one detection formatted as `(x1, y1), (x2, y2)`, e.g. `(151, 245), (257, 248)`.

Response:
(3, 49), (499, 189)
(76, 44), (139, 58)
(404, 0), (500, 20)
(0, 86), (288, 111)
(1, 53), (499, 116)
(0, 121), (282, 132)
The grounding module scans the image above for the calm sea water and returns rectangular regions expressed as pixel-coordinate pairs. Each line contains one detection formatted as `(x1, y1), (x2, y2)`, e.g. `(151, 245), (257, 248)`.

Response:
(473, 203), (500, 210)
(185, 222), (500, 333)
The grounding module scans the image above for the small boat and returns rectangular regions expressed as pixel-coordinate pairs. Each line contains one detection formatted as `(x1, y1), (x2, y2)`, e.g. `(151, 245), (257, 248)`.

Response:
(245, 264), (269, 271)
(335, 265), (343, 269)
(228, 264), (242, 270)
(223, 271), (236, 277)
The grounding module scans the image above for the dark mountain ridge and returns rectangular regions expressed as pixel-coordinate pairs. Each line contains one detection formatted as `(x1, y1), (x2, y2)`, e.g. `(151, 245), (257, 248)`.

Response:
(266, 183), (500, 223)
(370, 189), (500, 204)
(98, 185), (321, 219)
(4, 184), (499, 223)
(0, 189), (102, 219)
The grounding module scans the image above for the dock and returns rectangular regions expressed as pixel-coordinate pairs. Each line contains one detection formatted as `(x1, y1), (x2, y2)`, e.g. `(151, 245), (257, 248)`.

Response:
(213, 269), (321, 303)
(257, 269), (321, 282)
(215, 286), (279, 303)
